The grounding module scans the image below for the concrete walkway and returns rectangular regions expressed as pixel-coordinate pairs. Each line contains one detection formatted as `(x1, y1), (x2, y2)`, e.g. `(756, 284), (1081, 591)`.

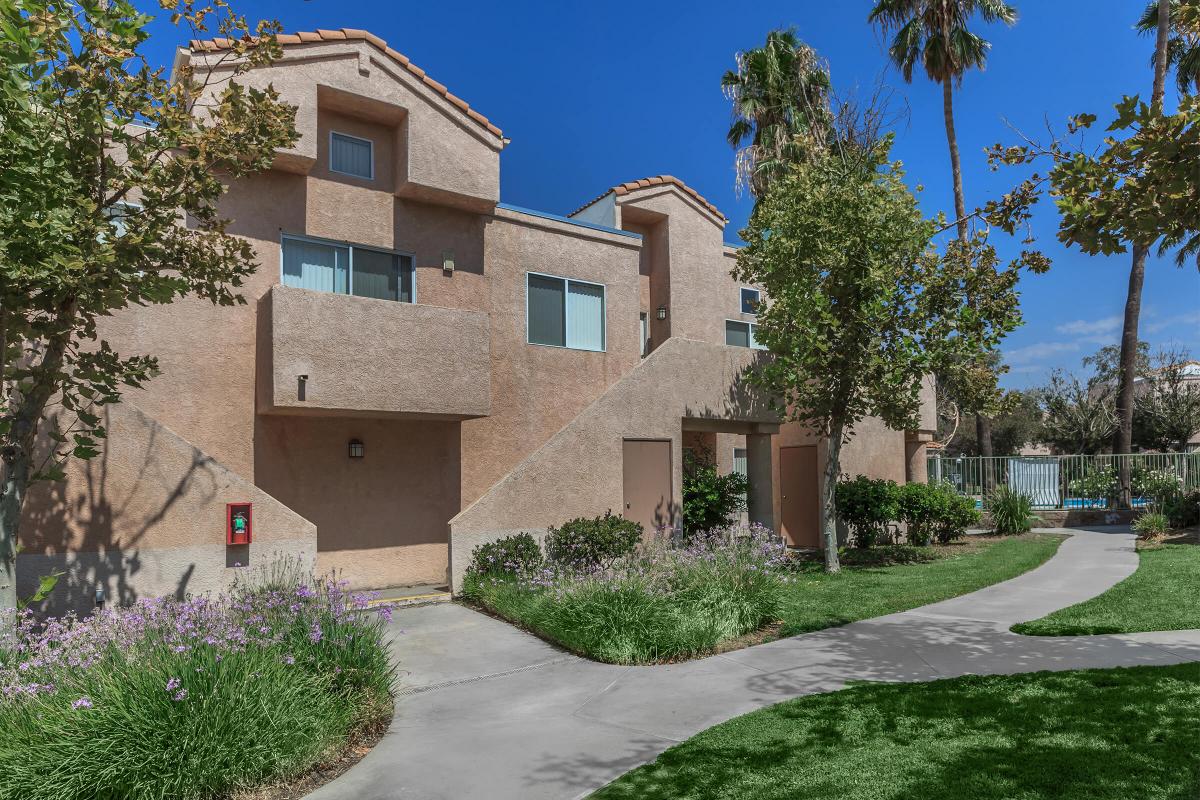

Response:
(306, 528), (1200, 800)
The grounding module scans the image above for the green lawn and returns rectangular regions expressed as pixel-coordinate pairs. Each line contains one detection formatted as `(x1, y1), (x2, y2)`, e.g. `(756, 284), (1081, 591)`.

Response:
(779, 534), (1064, 637)
(1013, 535), (1200, 636)
(591, 663), (1200, 800)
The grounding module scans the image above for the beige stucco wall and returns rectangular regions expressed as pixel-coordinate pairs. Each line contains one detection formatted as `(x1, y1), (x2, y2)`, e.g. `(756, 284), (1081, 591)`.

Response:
(188, 39), (502, 208)
(19, 402), (316, 615)
(458, 207), (644, 505)
(449, 337), (779, 591)
(260, 284), (490, 419)
(254, 415), (459, 588)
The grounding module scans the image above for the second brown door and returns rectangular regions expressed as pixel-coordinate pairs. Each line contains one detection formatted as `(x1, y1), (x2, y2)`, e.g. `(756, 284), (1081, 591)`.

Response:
(622, 439), (673, 536)
(780, 445), (820, 547)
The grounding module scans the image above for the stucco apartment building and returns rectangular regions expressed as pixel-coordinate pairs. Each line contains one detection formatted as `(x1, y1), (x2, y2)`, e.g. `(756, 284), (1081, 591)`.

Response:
(19, 29), (935, 611)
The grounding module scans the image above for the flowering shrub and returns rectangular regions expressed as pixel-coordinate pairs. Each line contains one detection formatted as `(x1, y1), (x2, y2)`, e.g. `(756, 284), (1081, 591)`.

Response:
(464, 524), (788, 664)
(0, 560), (396, 800)
(544, 511), (642, 571)
(467, 532), (545, 578)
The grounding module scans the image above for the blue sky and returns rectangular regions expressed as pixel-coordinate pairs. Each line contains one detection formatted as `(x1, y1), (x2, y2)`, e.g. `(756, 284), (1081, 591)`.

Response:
(136, 0), (1199, 389)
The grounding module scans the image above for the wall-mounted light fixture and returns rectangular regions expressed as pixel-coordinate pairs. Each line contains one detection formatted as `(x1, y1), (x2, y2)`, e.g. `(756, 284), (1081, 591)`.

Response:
(656, 305), (668, 321)
(348, 439), (364, 459)
(442, 249), (455, 273)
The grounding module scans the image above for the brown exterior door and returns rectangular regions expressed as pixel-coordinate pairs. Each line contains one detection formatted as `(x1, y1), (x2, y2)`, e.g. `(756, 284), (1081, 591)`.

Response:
(622, 439), (673, 536)
(780, 445), (820, 547)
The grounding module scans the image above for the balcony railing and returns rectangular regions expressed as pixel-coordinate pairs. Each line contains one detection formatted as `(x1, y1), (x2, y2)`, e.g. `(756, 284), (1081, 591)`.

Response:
(927, 453), (1200, 510)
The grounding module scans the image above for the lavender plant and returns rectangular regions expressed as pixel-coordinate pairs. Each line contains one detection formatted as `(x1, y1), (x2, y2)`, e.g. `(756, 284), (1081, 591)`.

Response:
(0, 559), (396, 800)
(464, 524), (789, 664)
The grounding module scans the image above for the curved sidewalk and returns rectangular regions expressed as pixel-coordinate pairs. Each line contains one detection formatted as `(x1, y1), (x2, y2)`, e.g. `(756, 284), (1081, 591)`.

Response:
(307, 528), (1200, 800)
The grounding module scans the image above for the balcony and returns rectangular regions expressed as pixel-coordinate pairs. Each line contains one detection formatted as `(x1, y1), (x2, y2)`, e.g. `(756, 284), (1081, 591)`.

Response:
(258, 284), (490, 419)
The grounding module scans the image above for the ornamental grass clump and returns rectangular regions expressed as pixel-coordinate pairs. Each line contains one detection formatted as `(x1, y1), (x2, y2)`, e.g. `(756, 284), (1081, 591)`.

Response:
(0, 559), (396, 800)
(464, 524), (788, 664)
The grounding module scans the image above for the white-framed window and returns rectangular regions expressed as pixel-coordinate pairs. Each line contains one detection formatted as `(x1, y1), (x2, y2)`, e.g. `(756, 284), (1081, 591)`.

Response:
(281, 234), (414, 302)
(103, 200), (141, 238)
(740, 287), (761, 315)
(639, 312), (649, 358)
(329, 131), (374, 180)
(526, 272), (606, 352)
(725, 319), (766, 350)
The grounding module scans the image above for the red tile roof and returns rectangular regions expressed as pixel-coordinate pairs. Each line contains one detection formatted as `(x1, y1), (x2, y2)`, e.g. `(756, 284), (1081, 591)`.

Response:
(570, 175), (726, 223)
(188, 28), (504, 141)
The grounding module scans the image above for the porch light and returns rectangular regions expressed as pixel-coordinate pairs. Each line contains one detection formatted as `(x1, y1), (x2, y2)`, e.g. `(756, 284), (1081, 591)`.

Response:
(348, 439), (364, 459)
(442, 249), (455, 272)
(656, 305), (667, 321)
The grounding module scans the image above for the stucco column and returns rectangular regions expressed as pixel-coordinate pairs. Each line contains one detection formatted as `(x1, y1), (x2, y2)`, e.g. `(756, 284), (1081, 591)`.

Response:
(746, 432), (774, 531)
(905, 438), (929, 483)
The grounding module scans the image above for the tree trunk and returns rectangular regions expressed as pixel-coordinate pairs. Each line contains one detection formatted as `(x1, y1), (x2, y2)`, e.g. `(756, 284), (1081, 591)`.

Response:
(821, 422), (844, 573)
(942, 77), (994, 473)
(1113, 245), (1148, 508)
(0, 449), (30, 616)
(1112, 0), (1170, 508)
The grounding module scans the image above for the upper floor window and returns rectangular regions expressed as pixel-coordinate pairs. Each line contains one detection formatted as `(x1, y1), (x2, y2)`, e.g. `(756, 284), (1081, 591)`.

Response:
(725, 320), (766, 350)
(330, 131), (374, 180)
(527, 272), (605, 352)
(282, 235), (413, 302)
(740, 287), (761, 315)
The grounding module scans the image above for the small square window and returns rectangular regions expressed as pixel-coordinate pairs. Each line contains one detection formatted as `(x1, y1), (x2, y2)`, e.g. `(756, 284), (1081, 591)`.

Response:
(740, 287), (761, 315)
(330, 132), (374, 180)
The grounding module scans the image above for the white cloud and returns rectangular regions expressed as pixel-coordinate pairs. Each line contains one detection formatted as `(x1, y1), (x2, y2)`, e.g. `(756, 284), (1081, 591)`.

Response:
(1145, 311), (1200, 335)
(1054, 315), (1123, 339)
(1003, 340), (1082, 366)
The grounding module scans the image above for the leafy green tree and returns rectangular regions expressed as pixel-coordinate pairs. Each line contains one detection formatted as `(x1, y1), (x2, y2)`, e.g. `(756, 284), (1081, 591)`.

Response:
(1083, 341), (1151, 390)
(868, 0), (1019, 463)
(734, 133), (1031, 572)
(0, 0), (298, 616)
(1133, 351), (1200, 452)
(1138, 0), (1200, 95)
(941, 388), (1041, 456)
(1035, 371), (1117, 455)
(988, 2), (1196, 504)
(721, 28), (832, 197)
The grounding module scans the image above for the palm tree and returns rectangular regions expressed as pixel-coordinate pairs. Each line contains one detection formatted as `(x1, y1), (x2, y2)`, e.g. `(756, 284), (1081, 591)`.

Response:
(1138, 1), (1200, 96)
(868, 0), (1017, 468)
(722, 29), (832, 198)
(1112, 0), (1174, 507)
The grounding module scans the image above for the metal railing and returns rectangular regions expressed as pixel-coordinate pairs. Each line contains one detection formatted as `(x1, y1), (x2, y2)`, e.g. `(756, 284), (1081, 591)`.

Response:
(926, 453), (1200, 509)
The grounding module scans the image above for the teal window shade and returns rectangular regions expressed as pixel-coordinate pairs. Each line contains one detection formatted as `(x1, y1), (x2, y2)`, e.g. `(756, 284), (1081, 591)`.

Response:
(282, 237), (412, 302)
(330, 132), (373, 179)
(566, 281), (605, 351)
(528, 274), (566, 346)
(283, 238), (349, 294)
(527, 274), (605, 351)
(725, 320), (751, 348)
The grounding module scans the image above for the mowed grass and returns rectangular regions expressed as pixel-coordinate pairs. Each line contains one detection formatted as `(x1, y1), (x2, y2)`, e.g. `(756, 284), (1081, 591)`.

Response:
(1014, 532), (1200, 636)
(779, 534), (1065, 637)
(591, 663), (1200, 800)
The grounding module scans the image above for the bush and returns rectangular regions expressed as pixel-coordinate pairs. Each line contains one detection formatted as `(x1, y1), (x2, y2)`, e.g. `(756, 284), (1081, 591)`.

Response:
(987, 486), (1038, 536)
(545, 512), (642, 572)
(467, 525), (787, 664)
(1164, 490), (1200, 530)
(0, 562), (395, 800)
(682, 447), (749, 535)
(898, 481), (980, 545)
(1132, 511), (1170, 539)
(1132, 467), (1184, 508)
(836, 476), (900, 548)
(1069, 465), (1118, 507)
(467, 532), (544, 578)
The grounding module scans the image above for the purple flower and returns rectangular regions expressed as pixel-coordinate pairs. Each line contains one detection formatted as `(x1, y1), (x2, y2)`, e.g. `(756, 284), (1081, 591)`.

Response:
(172, 689), (189, 702)
(165, 677), (181, 692)
(72, 696), (93, 710)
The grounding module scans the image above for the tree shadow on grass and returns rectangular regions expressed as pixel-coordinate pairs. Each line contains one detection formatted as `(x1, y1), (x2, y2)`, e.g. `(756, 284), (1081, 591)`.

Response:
(586, 663), (1200, 800)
